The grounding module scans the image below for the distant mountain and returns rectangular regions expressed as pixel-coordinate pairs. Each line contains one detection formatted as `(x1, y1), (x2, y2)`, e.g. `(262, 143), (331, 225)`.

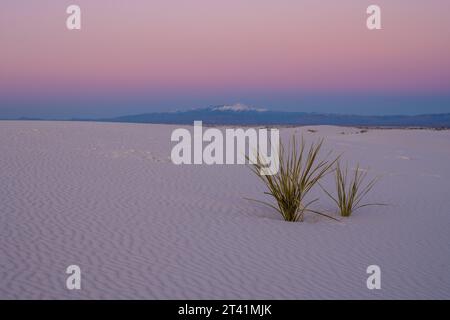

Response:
(86, 104), (450, 127)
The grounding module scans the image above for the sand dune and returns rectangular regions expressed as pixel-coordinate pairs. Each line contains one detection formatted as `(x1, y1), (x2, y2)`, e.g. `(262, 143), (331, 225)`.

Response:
(1, 121), (449, 299)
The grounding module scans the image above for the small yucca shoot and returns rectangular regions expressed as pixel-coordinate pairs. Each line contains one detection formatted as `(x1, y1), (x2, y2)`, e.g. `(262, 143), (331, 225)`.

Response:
(321, 162), (384, 217)
(247, 136), (338, 222)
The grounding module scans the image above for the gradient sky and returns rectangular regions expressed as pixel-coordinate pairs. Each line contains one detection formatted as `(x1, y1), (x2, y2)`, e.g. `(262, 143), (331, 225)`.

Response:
(1, 0), (450, 118)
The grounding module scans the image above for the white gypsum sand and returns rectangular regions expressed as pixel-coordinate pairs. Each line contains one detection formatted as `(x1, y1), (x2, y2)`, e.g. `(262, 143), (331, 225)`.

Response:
(0, 121), (449, 299)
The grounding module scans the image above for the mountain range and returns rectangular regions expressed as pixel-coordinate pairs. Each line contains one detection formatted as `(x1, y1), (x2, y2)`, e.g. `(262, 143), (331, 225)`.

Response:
(85, 104), (450, 127)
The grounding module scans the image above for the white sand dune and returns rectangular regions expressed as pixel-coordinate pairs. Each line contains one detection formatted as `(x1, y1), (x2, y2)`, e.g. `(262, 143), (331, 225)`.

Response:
(1, 121), (449, 299)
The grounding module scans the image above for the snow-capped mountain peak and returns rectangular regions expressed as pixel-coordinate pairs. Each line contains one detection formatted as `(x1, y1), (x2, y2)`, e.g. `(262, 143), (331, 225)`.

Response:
(211, 103), (267, 112)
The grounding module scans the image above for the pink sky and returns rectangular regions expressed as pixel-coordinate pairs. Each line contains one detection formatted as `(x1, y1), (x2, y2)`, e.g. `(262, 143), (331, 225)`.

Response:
(1, 0), (450, 117)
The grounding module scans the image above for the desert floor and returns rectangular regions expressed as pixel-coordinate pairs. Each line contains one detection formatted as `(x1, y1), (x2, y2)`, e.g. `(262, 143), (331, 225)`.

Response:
(1, 121), (449, 299)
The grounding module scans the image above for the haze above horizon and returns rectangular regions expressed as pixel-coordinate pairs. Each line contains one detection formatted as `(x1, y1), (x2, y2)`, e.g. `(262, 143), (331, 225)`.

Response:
(1, 1), (449, 119)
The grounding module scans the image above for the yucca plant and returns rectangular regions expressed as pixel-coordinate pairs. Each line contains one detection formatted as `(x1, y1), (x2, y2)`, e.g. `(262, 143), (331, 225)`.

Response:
(321, 162), (384, 217)
(247, 136), (338, 222)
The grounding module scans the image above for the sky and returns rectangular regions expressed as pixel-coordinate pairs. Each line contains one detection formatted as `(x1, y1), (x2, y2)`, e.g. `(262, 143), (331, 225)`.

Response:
(1, 0), (450, 118)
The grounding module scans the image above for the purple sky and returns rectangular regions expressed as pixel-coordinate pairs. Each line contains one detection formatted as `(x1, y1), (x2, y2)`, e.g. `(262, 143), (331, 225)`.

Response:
(1, 0), (450, 118)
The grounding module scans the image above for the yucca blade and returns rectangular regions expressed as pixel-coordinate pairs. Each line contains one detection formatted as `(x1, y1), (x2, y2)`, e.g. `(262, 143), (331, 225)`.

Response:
(247, 135), (337, 222)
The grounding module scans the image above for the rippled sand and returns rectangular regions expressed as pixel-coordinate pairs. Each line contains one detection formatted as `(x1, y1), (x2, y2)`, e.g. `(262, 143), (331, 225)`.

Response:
(1, 121), (449, 299)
